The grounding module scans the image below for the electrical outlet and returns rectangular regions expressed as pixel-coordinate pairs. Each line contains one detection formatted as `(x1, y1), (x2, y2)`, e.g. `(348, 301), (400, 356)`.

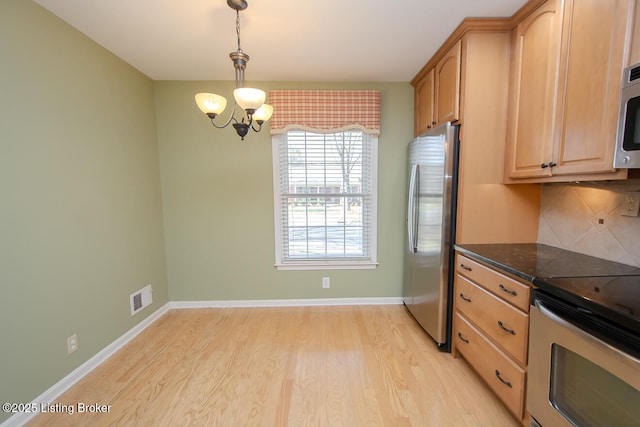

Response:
(621, 193), (640, 217)
(67, 334), (78, 354)
(322, 277), (330, 289)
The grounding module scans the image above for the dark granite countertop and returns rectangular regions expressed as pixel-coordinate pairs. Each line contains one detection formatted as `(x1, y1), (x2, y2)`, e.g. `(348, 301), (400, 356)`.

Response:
(455, 243), (640, 281)
(454, 243), (640, 333)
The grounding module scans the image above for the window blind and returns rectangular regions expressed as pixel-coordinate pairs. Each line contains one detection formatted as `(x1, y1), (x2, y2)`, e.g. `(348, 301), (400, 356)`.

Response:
(274, 131), (377, 267)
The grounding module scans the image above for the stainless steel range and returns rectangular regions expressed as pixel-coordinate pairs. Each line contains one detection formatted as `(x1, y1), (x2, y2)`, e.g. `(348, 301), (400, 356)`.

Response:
(528, 276), (640, 427)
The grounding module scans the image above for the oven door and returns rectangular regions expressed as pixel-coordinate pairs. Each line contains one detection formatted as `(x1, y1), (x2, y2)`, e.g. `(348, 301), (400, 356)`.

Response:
(528, 295), (640, 427)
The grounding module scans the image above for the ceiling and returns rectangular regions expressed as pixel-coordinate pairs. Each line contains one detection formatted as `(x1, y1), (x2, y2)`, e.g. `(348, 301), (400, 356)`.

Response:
(34, 0), (528, 82)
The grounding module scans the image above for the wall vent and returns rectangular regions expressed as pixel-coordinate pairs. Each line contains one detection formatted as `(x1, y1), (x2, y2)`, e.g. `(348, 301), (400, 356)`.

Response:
(130, 285), (153, 316)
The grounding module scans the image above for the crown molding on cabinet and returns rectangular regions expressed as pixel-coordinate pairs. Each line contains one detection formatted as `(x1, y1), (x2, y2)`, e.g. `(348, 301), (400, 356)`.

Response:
(411, 0), (547, 86)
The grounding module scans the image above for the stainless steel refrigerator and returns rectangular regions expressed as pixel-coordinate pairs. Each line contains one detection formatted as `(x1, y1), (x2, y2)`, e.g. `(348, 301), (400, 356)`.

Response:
(403, 122), (459, 352)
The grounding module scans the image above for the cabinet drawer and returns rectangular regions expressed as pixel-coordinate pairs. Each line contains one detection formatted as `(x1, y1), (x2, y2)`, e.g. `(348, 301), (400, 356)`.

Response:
(455, 254), (530, 312)
(454, 312), (525, 420)
(455, 275), (529, 365)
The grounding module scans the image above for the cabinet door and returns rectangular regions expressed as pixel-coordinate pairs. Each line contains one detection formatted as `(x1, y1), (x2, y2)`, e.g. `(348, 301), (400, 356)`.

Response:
(552, 0), (633, 175)
(505, 0), (563, 179)
(414, 69), (434, 136)
(434, 40), (461, 125)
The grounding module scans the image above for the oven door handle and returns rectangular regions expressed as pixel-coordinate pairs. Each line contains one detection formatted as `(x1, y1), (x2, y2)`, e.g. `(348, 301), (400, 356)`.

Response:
(534, 299), (640, 364)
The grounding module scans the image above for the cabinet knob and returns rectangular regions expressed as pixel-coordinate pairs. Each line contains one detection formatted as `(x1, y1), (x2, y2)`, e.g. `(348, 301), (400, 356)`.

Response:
(541, 163), (549, 169)
(432, 121), (436, 125)
(549, 162), (557, 167)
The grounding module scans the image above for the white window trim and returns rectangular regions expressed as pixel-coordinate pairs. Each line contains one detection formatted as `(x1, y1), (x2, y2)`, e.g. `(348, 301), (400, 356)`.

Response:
(271, 132), (379, 271)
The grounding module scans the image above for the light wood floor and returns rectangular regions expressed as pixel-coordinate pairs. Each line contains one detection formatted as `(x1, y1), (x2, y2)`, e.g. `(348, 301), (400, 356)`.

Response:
(28, 305), (519, 426)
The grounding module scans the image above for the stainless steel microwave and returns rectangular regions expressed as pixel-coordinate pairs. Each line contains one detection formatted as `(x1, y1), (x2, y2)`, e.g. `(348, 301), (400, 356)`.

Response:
(615, 62), (640, 168)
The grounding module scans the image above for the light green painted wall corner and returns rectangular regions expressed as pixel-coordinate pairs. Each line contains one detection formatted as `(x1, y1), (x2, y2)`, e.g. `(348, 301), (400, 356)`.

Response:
(154, 81), (414, 302)
(0, 1), (169, 420)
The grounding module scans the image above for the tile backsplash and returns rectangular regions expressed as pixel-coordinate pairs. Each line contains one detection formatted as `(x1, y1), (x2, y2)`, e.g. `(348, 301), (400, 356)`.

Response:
(538, 183), (640, 267)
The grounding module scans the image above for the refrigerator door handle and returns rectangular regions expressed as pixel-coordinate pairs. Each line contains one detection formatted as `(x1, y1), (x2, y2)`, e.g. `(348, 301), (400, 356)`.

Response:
(407, 164), (418, 253)
(407, 164), (416, 252)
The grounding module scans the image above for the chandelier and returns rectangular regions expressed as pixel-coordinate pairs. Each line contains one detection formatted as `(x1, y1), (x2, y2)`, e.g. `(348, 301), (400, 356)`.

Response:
(195, 0), (273, 140)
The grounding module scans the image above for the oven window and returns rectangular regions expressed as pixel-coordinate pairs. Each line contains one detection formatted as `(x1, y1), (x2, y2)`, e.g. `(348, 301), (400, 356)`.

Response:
(623, 96), (640, 151)
(550, 344), (640, 427)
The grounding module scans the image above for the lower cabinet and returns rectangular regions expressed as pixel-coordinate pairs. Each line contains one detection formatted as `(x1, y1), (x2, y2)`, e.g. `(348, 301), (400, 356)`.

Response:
(452, 253), (530, 424)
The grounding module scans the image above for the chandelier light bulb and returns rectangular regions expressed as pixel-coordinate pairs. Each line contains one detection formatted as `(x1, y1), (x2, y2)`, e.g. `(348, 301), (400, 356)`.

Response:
(233, 88), (266, 113)
(253, 104), (273, 122)
(195, 93), (227, 116)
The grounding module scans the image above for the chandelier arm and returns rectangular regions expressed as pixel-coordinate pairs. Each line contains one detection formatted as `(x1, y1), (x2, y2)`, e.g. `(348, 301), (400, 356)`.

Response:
(208, 102), (240, 129)
(250, 121), (263, 133)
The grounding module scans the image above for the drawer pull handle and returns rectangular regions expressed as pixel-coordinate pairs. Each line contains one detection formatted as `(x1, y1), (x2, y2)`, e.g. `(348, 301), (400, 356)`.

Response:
(495, 370), (513, 388)
(457, 332), (469, 344)
(459, 293), (471, 303)
(499, 284), (518, 296)
(460, 264), (473, 271)
(497, 320), (516, 335)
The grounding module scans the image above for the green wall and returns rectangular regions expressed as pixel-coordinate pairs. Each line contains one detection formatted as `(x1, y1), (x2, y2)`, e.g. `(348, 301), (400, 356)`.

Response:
(0, 0), (413, 422)
(0, 1), (169, 420)
(155, 81), (413, 301)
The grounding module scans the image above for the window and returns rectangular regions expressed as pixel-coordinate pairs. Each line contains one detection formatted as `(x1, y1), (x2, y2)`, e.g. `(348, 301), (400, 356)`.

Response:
(268, 89), (381, 270)
(272, 130), (378, 269)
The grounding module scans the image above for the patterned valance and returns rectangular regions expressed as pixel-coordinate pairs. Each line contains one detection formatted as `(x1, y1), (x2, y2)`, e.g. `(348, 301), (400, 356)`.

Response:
(268, 90), (380, 135)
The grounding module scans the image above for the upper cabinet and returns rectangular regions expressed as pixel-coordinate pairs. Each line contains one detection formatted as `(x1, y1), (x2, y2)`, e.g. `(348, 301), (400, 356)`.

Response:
(413, 40), (462, 137)
(434, 40), (462, 126)
(505, 0), (633, 182)
(412, 21), (542, 246)
(505, 0), (562, 179)
(414, 69), (434, 136)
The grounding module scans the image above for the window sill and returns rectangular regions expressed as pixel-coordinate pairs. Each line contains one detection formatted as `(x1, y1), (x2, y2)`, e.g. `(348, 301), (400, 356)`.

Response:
(274, 261), (379, 271)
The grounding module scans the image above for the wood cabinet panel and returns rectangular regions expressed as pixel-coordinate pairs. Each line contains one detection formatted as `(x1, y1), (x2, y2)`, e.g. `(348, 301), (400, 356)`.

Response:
(505, 0), (632, 183)
(455, 275), (529, 365)
(455, 254), (531, 312)
(454, 312), (526, 420)
(552, 0), (633, 176)
(434, 40), (461, 125)
(452, 249), (532, 424)
(413, 40), (461, 137)
(505, 0), (562, 179)
(414, 69), (434, 136)
(454, 32), (541, 245)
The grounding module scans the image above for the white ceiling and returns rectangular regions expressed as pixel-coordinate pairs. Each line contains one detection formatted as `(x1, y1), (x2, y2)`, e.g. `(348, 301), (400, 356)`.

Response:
(34, 0), (528, 82)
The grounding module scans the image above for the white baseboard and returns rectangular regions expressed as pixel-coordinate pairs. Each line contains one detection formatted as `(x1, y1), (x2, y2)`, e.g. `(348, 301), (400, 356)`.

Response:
(169, 296), (404, 309)
(0, 303), (171, 427)
(1, 297), (403, 427)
